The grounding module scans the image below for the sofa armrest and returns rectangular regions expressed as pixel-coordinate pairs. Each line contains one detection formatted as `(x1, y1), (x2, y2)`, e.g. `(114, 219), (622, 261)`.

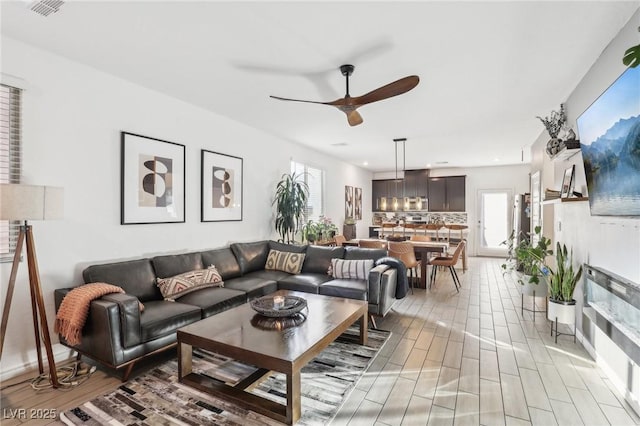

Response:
(54, 288), (141, 364)
(367, 265), (397, 317)
(101, 293), (142, 348)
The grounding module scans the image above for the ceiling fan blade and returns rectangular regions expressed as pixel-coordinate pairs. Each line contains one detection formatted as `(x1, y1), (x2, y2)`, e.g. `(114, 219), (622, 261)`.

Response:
(354, 75), (419, 106)
(346, 110), (363, 126)
(269, 95), (333, 106)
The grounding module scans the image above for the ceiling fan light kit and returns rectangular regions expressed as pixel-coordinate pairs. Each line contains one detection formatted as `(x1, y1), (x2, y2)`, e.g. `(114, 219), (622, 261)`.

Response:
(270, 64), (419, 126)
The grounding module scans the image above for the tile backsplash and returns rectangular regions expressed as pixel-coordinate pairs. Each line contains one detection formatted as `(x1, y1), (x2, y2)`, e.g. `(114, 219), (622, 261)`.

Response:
(373, 212), (468, 225)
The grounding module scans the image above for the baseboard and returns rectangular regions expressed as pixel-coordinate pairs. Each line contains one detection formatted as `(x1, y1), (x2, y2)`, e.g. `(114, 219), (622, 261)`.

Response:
(578, 328), (640, 417)
(0, 343), (76, 382)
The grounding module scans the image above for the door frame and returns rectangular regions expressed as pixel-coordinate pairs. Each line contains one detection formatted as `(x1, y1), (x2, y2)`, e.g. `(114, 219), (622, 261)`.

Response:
(476, 188), (513, 257)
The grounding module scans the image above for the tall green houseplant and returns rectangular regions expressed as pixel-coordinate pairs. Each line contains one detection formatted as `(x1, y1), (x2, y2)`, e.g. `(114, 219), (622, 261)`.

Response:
(501, 226), (553, 285)
(273, 172), (308, 244)
(548, 242), (583, 302)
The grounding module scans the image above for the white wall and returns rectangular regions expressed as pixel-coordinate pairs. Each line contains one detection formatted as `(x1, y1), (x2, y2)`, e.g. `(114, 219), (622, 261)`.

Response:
(530, 8), (640, 413)
(0, 37), (372, 378)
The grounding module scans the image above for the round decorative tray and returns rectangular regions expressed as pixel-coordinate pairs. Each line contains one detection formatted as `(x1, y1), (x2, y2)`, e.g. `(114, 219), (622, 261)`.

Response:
(250, 295), (307, 318)
(251, 313), (307, 331)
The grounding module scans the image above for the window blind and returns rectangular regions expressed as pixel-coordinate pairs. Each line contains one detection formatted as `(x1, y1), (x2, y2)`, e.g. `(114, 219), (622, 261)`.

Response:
(0, 84), (22, 261)
(291, 161), (324, 222)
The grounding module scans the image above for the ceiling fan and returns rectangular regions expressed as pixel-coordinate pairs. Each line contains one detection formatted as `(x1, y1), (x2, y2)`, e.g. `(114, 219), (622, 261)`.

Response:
(270, 64), (419, 126)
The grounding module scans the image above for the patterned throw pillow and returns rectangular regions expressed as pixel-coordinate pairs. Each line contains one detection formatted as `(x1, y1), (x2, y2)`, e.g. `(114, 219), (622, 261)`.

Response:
(265, 250), (306, 274)
(156, 266), (224, 301)
(330, 258), (374, 280)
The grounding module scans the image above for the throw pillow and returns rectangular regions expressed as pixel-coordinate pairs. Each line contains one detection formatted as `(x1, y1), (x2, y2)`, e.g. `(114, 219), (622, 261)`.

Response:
(330, 258), (374, 280)
(265, 250), (306, 274)
(156, 266), (224, 301)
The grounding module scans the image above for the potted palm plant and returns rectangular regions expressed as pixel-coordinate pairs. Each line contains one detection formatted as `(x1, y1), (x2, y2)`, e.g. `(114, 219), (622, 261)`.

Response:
(502, 226), (553, 296)
(547, 242), (583, 325)
(273, 172), (308, 244)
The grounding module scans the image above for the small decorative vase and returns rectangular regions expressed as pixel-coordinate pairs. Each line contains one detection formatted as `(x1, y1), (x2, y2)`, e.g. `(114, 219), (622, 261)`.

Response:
(547, 299), (576, 324)
(545, 138), (563, 156)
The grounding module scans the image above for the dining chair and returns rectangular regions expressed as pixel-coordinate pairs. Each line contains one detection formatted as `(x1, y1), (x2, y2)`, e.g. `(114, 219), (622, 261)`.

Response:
(388, 241), (420, 294)
(444, 224), (468, 270)
(429, 240), (466, 292)
(333, 234), (347, 246)
(358, 239), (387, 249)
(425, 223), (444, 242)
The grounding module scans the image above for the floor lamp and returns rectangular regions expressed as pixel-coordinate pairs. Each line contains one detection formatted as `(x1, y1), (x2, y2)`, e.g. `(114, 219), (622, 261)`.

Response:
(0, 183), (64, 388)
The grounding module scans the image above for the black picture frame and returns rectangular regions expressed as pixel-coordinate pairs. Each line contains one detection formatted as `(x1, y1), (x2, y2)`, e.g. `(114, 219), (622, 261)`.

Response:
(121, 132), (185, 225)
(560, 165), (575, 199)
(201, 149), (243, 222)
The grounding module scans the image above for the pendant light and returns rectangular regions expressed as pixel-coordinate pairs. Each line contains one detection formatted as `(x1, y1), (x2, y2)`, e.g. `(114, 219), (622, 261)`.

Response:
(393, 138), (407, 212)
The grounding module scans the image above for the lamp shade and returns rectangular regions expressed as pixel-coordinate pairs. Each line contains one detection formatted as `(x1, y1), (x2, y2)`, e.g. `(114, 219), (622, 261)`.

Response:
(0, 184), (64, 220)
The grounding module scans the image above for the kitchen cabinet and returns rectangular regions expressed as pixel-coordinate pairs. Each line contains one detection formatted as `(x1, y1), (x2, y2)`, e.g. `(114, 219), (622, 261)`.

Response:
(428, 175), (466, 212)
(404, 170), (429, 198)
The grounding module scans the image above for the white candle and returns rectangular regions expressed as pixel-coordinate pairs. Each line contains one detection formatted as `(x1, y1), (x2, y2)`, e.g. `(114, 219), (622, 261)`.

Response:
(273, 296), (285, 310)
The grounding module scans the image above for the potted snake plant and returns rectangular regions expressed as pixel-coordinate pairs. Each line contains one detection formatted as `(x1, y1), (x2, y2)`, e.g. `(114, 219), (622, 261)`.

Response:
(547, 242), (583, 325)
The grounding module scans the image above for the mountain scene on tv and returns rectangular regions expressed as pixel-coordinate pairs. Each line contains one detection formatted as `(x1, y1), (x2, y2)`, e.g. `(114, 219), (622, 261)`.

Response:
(579, 66), (640, 216)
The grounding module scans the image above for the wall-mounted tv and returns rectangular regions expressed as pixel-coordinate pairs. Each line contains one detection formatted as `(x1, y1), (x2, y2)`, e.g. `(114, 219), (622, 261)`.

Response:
(578, 65), (640, 216)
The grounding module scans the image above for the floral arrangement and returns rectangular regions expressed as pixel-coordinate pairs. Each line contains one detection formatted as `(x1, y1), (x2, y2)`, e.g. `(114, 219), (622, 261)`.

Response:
(536, 104), (566, 138)
(301, 215), (338, 242)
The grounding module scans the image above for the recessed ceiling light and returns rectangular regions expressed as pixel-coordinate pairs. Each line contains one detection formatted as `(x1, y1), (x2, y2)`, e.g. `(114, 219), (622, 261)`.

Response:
(494, 158), (500, 162)
(363, 161), (368, 166)
(426, 163), (432, 168)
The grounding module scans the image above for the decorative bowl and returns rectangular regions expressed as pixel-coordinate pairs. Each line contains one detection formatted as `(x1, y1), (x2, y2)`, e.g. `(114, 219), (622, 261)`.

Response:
(250, 295), (308, 318)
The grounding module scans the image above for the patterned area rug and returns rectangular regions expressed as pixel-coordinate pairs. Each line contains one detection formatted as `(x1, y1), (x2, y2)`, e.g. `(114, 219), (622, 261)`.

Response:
(60, 327), (389, 425)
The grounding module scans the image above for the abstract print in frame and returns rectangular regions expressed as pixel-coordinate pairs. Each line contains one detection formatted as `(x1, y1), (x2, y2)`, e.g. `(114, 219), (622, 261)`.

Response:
(345, 185), (354, 219)
(201, 150), (243, 222)
(354, 187), (362, 220)
(121, 132), (185, 224)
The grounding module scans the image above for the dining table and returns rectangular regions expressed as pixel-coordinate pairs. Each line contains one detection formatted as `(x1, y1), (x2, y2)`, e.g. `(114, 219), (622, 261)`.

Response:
(408, 241), (450, 289)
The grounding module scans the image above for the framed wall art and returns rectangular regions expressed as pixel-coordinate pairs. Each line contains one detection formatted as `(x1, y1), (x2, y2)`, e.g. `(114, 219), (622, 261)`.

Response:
(354, 187), (362, 220)
(560, 164), (576, 199)
(201, 149), (243, 222)
(121, 132), (185, 225)
(345, 185), (354, 219)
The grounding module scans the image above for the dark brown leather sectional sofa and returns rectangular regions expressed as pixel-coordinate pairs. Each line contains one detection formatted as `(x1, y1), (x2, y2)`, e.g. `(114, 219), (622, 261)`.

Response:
(54, 240), (398, 379)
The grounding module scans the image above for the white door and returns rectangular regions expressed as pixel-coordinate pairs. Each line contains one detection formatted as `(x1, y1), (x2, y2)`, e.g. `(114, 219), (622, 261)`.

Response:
(477, 189), (512, 257)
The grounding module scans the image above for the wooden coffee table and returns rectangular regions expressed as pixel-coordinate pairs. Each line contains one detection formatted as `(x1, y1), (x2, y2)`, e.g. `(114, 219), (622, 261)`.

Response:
(177, 290), (368, 425)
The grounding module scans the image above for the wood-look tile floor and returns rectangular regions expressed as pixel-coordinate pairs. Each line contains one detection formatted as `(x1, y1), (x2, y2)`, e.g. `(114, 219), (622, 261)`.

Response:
(1, 257), (639, 425)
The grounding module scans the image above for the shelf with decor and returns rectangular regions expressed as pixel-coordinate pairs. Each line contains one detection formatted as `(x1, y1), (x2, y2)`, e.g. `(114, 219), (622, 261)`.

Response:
(542, 197), (588, 205)
(549, 146), (581, 162)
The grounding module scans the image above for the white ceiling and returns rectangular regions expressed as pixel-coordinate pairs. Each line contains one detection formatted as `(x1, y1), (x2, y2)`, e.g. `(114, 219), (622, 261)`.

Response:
(1, 1), (638, 171)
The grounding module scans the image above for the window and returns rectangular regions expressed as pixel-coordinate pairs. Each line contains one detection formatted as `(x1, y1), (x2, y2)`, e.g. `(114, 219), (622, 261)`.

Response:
(291, 161), (324, 222)
(1, 84), (22, 261)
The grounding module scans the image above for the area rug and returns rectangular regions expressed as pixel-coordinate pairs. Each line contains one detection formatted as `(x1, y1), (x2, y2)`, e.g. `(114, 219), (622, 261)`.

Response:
(60, 327), (390, 426)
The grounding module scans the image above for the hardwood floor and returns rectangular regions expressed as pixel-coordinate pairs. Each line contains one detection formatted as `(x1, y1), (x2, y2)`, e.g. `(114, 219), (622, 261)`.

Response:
(1, 257), (639, 425)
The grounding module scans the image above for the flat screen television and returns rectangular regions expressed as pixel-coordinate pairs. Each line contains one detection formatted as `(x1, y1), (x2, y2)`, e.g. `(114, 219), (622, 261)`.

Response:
(578, 65), (640, 216)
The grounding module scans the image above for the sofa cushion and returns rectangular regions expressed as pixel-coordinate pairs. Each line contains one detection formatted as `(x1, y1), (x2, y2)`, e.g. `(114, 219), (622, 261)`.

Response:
(330, 258), (374, 280)
(177, 287), (247, 318)
(268, 240), (308, 254)
(152, 252), (204, 279)
(319, 279), (368, 301)
(230, 241), (270, 275)
(277, 273), (332, 294)
(201, 247), (242, 280)
(265, 250), (305, 274)
(224, 276), (278, 300)
(243, 269), (292, 282)
(344, 246), (387, 262)
(301, 246), (345, 274)
(83, 259), (161, 302)
(156, 267), (224, 301)
(139, 300), (201, 344)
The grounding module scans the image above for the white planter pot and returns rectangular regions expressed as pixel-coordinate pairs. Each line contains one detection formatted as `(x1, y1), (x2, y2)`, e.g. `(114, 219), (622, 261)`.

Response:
(547, 299), (576, 325)
(520, 274), (548, 297)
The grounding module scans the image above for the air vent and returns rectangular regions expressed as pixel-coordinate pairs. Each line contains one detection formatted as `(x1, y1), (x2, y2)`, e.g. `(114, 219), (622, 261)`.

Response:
(330, 143), (348, 147)
(28, 0), (64, 17)
(435, 161), (449, 165)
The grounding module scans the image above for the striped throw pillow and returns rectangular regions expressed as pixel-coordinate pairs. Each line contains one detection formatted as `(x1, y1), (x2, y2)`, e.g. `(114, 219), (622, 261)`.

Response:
(265, 250), (305, 274)
(156, 266), (224, 301)
(330, 258), (373, 280)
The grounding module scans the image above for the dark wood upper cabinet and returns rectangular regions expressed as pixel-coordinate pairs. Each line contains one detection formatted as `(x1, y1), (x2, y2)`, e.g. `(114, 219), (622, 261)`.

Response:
(403, 170), (429, 199)
(428, 175), (466, 212)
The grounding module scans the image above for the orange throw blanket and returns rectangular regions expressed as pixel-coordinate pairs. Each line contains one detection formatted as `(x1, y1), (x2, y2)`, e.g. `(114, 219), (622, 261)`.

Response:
(55, 283), (125, 345)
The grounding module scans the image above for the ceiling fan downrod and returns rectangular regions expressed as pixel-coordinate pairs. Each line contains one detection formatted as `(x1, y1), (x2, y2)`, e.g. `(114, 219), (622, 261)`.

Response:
(340, 64), (355, 98)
